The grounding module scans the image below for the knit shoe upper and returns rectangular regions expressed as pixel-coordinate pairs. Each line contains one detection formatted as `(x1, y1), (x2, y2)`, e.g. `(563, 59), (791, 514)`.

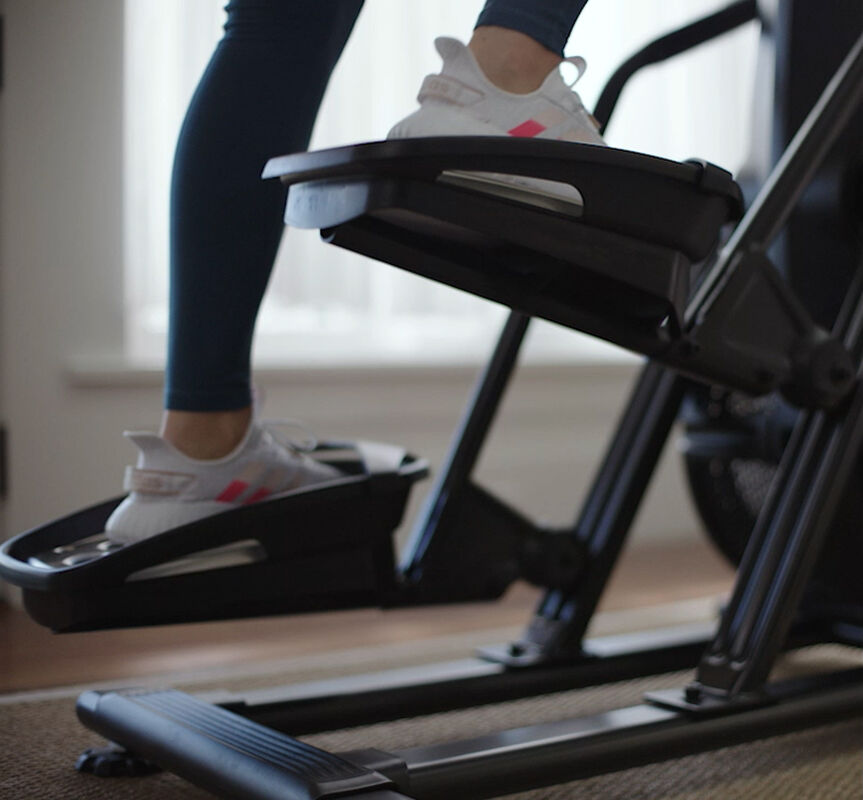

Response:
(105, 420), (342, 545)
(388, 37), (605, 206)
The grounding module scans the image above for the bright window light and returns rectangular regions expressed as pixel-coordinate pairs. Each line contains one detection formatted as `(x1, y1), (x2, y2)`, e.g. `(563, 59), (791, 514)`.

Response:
(123, 0), (758, 368)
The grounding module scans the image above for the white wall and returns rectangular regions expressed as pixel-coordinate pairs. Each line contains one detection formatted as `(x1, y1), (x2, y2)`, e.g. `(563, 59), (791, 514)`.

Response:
(0, 1), (704, 600)
(1, 0), (127, 536)
(0, 0), (6, 549)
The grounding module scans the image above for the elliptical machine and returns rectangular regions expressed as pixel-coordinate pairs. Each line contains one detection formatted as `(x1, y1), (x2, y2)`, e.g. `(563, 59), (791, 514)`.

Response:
(1, 1), (861, 797)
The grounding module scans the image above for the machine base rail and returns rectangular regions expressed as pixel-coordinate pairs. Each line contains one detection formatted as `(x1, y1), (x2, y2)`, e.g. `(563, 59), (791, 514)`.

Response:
(77, 666), (863, 800)
(220, 622), (719, 735)
(209, 619), (840, 737)
(77, 690), (409, 800)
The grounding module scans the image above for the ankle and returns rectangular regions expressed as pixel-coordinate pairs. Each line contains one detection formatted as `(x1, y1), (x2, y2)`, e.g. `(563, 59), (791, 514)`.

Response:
(468, 26), (562, 94)
(160, 407), (253, 460)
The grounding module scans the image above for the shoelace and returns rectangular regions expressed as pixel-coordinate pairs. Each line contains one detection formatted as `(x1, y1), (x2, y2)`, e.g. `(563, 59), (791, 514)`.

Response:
(261, 418), (319, 454)
(561, 55), (587, 85)
(557, 55), (589, 113)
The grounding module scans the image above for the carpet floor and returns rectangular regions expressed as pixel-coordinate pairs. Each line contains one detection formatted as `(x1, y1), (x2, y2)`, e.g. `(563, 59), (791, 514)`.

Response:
(2, 600), (860, 799)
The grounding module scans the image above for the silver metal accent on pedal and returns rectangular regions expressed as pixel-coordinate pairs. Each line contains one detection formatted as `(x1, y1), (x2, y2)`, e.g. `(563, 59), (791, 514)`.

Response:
(438, 170), (584, 217)
(128, 541), (267, 581)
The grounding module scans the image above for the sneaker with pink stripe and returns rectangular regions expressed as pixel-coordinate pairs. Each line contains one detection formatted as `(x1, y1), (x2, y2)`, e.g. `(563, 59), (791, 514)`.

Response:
(105, 420), (342, 545)
(387, 37), (606, 208)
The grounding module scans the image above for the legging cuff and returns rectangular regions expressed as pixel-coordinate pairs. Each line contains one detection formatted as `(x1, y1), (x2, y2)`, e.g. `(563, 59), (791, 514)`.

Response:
(474, 3), (587, 55)
(164, 385), (252, 412)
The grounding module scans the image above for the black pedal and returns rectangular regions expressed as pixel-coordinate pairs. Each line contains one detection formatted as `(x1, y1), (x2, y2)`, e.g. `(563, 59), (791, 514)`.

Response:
(0, 442), (427, 631)
(264, 138), (742, 356)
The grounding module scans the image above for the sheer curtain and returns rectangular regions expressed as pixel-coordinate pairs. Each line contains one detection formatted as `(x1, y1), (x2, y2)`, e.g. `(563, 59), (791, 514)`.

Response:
(124, 0), (759, 367)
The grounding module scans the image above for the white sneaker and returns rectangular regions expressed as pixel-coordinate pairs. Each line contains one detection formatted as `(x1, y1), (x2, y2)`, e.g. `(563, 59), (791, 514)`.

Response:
(388, 37), (605, 207)
(105, 420), (342, 545)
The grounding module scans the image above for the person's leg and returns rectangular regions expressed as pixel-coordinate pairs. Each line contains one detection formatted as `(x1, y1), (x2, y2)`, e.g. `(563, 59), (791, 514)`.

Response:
(107, 0), (364, 544)
(163, 0), (364, 459)
(470, 0), (590, 93)
(473, 0), (591, 59)
(467, 27), (567, 94)
(111, 0), (590, 545)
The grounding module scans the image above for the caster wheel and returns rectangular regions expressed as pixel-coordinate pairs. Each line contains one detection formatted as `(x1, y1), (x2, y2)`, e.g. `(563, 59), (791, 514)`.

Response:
(76, 745), (162, 778)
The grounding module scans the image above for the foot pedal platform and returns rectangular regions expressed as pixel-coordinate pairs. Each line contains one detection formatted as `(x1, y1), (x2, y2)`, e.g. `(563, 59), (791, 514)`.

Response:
(263, 138), (742, 355)
(0, 442), (427, 631)
(77, 689), (412, 799)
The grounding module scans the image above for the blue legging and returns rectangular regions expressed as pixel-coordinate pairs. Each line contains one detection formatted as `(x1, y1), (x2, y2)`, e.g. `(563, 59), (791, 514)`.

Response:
(166, 0), (590, 410)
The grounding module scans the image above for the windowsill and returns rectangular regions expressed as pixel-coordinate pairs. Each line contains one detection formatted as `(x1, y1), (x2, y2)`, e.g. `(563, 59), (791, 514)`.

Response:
(63, 351), (640, 389)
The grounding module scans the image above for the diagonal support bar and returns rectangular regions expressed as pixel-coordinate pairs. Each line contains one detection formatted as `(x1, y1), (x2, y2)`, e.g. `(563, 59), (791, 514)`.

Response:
(691, 286), (863, 699)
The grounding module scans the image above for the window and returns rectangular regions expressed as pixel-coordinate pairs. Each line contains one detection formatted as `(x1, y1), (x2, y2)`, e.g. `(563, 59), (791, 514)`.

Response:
(124, 0), (758, 368)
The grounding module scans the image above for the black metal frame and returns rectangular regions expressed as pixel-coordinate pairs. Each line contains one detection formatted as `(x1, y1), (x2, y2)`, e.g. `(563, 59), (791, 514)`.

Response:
(398, 19), (863, 682)
(6, 3), (863, 798)
(76, 654), (863, 800)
